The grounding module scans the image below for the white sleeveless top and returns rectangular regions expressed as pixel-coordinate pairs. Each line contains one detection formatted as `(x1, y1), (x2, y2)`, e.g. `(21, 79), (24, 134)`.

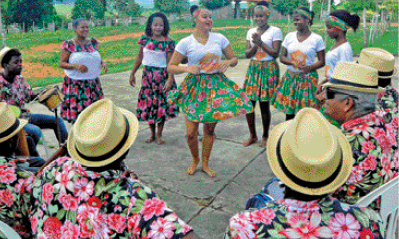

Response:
(65, 51), (102, 80)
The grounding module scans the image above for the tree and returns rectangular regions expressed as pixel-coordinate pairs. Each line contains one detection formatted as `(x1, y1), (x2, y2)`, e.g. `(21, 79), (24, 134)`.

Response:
(340, 0), (375, 14)
(153, 0), (189, 15)
(72, 0), (106, 19)
(200, 0), (231, 10)
(108, 0), (141, 17)
(270, 0), (308, 16)
(6, 0), (56, 31)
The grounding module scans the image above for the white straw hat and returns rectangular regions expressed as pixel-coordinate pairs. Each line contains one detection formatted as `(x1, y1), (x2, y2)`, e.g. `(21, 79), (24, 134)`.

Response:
(267, 108), (353, 195)
(0, 102), (28, 143)
(68, 99), (139, 167)
(323, 62), (383, 94)
(358, 47), (397, 79)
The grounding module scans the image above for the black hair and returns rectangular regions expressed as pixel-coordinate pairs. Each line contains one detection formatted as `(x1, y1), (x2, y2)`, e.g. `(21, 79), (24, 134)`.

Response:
(330, 10), (360, 32)
(145, 12), (170, 37)
(73, 18), (87, 28)
(1, 49), (21, 68)
(284, 185), (326, 202)
(85, 149), (130, 173)
(295, 7), (315, 26)
(190, 5), (199, 15)
(256, 1), (269, 7)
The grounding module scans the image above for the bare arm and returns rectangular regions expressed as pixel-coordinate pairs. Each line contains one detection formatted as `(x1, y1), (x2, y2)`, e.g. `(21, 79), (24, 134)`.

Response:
(259, 40), (282, 59)
(130, 47), (144, 77)
(164, 51), (177, 92)
(299, 50), (326, 74)
(279, 47), (293, 66)
(222, 44), (238, 67)
(168, 51), (196, 75)
(245, 40), (258, 59)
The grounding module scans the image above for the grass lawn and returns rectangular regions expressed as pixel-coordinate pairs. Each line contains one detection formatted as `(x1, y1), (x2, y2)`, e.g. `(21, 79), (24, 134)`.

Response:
(12, 19), (397, 87)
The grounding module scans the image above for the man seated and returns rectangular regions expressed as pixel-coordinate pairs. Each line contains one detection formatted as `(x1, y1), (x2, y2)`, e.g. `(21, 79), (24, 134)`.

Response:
(0, 102), (45, 171)
(30, 99), (201, 238)
(225, 108), (384, 238)
(0, 47), (68, 156)
(323, 62), (398, 208)
(0, 102), (37, 238)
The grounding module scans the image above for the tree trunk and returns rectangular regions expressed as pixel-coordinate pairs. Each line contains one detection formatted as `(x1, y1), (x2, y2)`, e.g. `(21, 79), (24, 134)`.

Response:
(234, 0), (240, 19)
(0, 3), (6, 48)
(363, 8), (368, 47)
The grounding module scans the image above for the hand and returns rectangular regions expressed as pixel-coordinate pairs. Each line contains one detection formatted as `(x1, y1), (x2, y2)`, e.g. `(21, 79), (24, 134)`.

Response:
(75, 64), (88, 73)
(252, 33), (262, 46)
(299, 64), (311, 74)
(163, 79), (174, 93)
(101, 62), (108, 74)
(315, 79), (329, 96)
(217, 61), (230, 74)
(187, 65), (201, 75)
(315, 90), (326, 105)
(15, 157), (29, 163)
(129, 74), (136, 87)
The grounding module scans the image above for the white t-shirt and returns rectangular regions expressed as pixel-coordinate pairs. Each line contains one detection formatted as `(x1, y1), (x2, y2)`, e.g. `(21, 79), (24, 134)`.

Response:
(325, 42), (353, 78)
(282, 31), (325, 73)
(175, 32), (230, 74)
(246, 26), (283, 61)
(65, 51), (102, 80)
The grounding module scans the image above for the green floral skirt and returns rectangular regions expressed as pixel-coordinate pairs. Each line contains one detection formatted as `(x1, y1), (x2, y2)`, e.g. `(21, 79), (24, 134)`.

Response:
(167, 73), (253, 123)
(271, 71), (318, 115)
(243, 59), (280, 102)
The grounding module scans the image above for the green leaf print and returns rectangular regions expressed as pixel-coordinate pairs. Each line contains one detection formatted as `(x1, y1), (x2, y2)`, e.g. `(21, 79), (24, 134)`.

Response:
(137, 188), (148, 200)
(66, 211), (77, 222)
(353, 209), (369, 228)
(95, 178), (106, 196)
(48, 204), (58, 215)
(56, 209), (66, 220)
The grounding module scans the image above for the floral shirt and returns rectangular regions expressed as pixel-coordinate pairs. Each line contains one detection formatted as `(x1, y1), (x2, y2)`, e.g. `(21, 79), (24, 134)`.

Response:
(30, 157), (192, 238)
(225, 196), (384, 239)
(332, 110), (399, 208)
(377, 84), (398, 117)
(61, 38), (99, 53)
(0, 74), (32, 108)
(0, 157), (36, 239)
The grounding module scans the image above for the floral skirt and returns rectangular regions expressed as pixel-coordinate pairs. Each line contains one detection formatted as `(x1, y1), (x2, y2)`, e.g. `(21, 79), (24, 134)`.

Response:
(136, 65), (179, 124)
(271, 71), (318, 115)
(243, 59), (280, 102)
(61, 76), (104, 123)
(167, 73), (253, 123)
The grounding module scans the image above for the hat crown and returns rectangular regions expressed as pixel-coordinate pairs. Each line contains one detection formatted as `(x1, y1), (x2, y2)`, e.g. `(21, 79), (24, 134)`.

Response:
(358, 47), (395, 73)
(281, 109), (341, 183)
(73, 99), (127, 158)
(331, 61), (379, 88)
(0, 102), (18, 136)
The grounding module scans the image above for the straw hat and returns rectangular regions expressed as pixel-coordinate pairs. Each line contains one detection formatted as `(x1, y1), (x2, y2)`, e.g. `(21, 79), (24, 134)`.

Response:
(358, 47), (397, 79)
(323, 62), (383, 94)
(0, 102), (28, 143)
(267, 108), (353, 195)
(0, 47), (14, 67)
(68, 99), (139, 167)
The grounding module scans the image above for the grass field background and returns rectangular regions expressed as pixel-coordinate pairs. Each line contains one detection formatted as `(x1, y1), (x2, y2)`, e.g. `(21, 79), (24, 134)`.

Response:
(6, 19), (397, 87)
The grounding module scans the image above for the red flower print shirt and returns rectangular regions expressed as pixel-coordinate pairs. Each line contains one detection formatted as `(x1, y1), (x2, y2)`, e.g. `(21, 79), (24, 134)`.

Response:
(30, 157), (193, 238)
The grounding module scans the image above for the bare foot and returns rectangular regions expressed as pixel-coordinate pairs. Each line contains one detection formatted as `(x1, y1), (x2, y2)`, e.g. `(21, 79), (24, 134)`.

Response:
(202, 165), (216, 178)
(188, 159), (199, 175)
(243, 137), (258, 147)
(146, 136), (155, 143)
(157, 136), (164, 145)
(260, 138), (268, 147)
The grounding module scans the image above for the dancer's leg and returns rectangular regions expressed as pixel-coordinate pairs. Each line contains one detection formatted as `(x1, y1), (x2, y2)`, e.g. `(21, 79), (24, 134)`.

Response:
(202, 122), (217, 178)
(156, 120), (165, 145)
(259, 101), (271, 147)
(243, 100), (258, 147)
(146, 124), (156, 143)
(186, 117), (200, 175)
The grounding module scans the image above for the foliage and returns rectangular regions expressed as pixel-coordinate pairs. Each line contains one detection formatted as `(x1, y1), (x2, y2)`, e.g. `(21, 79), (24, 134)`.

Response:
(270, 0), (309, 16)
(340, 0), (375, 14)
(72, 0), (106, 19)
(200, 0), (231, 10)
(153, 0), (189, 14)
(108, 0), (141, 17)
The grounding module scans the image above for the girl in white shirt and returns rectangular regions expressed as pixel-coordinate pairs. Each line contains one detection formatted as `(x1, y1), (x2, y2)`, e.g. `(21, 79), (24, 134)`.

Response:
(129, 13), (179, 145)
(242, 1), (283, 147)
(271, 7), (325, 121)
(167, 6), (253, 178)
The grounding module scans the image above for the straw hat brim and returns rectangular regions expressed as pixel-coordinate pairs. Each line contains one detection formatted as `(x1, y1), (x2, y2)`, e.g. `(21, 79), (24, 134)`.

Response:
(68, 107), (139, 167)
(0, 118), (28, 143)
(266, 120), (353, 196)
(322, 82), (384, 94)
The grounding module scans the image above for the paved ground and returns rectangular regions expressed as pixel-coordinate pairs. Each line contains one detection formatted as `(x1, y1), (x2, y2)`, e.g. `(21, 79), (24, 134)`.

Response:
(28, 57), (398, 238)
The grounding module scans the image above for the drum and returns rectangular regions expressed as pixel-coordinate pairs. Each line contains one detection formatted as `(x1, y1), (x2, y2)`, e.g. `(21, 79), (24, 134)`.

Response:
(38, 86), (64, 111)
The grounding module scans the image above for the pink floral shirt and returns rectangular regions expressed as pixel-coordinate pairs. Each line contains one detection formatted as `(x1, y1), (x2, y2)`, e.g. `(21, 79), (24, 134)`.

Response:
(30, 157), (192, 238)
(332, 110), (399, 208)
(0, 74), (32, 108)
(225, 196), (384, 239)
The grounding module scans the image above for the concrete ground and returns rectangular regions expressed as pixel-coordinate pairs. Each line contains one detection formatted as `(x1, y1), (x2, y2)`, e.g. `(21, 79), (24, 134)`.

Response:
(28, 57), (398, 238)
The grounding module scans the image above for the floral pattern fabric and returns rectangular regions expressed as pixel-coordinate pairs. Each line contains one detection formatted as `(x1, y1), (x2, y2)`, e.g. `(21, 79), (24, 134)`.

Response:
(243, 59), (280, 102)
(271, 71), (319, 115)
(332, 110), (399, 208)
(60, 38), (104, 124)
(0, 74), (32, 108)
(167, 73), (253, 123)
(0, 157), (35, 239)
(225, 196), (384, 239)
(377, 84), (398, 117)
(136, 36), (179, 124)
(30, 157), (192, 238)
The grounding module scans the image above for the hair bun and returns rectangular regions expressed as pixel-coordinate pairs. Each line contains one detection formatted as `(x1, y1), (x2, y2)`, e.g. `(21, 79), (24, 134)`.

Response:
(190, 5), (199, 15)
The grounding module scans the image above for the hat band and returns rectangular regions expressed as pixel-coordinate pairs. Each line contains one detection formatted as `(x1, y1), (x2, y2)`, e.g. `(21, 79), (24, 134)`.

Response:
(75, 116), (130, 162)
(276, 134), (343, 189)
(330, 78), (378, 89)
(0, 119), (20, 139)
(378, 69), (394, 77)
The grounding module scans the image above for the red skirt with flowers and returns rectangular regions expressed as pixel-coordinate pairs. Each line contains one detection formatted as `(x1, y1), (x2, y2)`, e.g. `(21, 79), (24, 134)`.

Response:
(61, 75), (104, 123)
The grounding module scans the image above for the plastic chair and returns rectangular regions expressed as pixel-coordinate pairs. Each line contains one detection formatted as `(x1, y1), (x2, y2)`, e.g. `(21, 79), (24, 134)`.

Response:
(356, 177), (399, 239)
(0, 221), (21, 239)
